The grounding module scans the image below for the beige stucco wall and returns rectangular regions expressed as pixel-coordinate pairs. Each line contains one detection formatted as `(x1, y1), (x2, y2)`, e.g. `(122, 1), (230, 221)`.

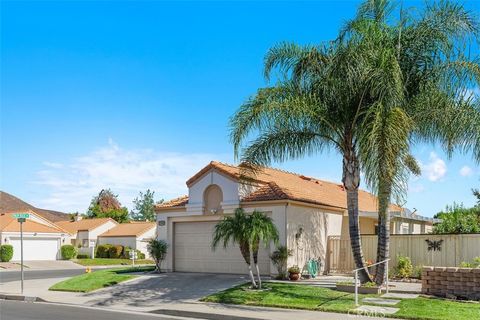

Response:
(286, 204), (343, 272)
(359, 217), (376, 234)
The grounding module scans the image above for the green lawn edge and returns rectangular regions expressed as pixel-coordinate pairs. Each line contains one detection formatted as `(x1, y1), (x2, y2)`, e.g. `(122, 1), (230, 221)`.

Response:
(201, 282), (480, 320)
(49, 266), (154, 293)
(74, 258), (154, 266)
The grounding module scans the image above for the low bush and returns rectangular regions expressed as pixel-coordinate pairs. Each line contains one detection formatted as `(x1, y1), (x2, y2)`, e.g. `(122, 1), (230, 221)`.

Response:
(108, 245), (124, 258)
(412, 265), (423, 279)
(460, 256), (480, 268)
(61, 245), (77, 260)
(96, 244), (112, 258)
(394, 255), (413, 278)
(76, 254), (89, 259)
(0, 244), (14, 262)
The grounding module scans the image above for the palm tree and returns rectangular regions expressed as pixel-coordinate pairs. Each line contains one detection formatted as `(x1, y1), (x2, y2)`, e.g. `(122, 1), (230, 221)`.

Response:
(230, 0), (479, 284)
(147, 239), (168, 272)
(212, 208), (257, 288)
(340, 0), (480, 284)
(248, 210), (279, 289)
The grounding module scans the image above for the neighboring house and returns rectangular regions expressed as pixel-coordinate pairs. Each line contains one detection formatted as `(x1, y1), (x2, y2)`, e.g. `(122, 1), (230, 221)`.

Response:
(56, 218), (118, 255)
(0, 210), (70, 261)
(0, 191), (69, 222)
(97, 222), (156, 257)
(156, 161), (433, 275)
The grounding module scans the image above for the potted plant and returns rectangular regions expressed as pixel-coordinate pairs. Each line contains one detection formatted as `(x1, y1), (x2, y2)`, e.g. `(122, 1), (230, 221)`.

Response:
(335, 281), (382, 294)
(288, 265), (301, 281)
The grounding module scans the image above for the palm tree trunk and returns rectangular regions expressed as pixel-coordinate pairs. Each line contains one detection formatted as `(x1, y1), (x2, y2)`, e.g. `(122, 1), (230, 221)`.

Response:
(343, 146), (371, 283)
(240, 242), (257, 288)
(374, 181), (391, 285)
(252, 244), (262, 289)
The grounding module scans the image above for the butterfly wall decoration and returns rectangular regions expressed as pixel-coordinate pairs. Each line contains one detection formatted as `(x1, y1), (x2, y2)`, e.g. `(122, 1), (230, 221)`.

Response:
(425, 239), (443, 251)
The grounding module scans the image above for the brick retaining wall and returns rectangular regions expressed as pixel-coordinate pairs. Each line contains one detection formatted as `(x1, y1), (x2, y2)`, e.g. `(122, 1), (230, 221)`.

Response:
(422, 266), (480, 300)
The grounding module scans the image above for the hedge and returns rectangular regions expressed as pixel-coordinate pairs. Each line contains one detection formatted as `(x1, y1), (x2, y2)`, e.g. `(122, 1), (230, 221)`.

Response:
(0, 245), (14, 262)
(96, 244), (113, 258)
(108, 245), (124, 258)
(77, 254), (89, 259)
(61, 245), (77, 260)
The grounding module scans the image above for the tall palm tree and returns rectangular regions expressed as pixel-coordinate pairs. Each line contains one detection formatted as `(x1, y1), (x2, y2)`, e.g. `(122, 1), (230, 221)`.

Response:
(248, 210), (279, 289)
(230, 0), (479, 284)
(340, 0), (480, 284)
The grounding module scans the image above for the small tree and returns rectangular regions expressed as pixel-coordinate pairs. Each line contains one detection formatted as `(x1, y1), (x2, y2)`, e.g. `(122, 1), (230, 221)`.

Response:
(147, 239), (168, 272)
(131, 189), (163, 221)
(248, 210), (279, 289)
(87, 189), (129, 223)
(433, 204), (480, 234)
(270, 246), (292, 280)
(0, 245), (14, 262)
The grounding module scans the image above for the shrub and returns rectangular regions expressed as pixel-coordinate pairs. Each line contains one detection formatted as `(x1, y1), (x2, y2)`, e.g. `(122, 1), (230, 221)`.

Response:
(412, 265), (423, 279)
(147, 239), (168, 272)
(395, 255), (413, 278)
(288, 265), (301, 274)
(136, 250), (145, 259)
(0, 245), (14, 262)
(96, 244), (112, 258)
(460, 256), (480, 268)
(61, 245), (77, 260)
(108, 245), (124, 258)
(77, 254), (89, 259)
(122, 246), (132, 259)
(270, 246), (293, 280)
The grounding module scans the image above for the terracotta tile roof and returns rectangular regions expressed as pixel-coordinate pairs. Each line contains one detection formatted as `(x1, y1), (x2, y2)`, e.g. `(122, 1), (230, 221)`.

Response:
(0, 191), (69, 222)
(98, 221), (155, 237)
(56, 218), (117, 234)
(156, 195), (189, 208)
(161, 161), (403, 212)
(0, 211), (66, 234)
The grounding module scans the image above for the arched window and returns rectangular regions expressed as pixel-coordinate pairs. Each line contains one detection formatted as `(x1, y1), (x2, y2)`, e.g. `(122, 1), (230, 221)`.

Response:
(204, 184), (223, 214)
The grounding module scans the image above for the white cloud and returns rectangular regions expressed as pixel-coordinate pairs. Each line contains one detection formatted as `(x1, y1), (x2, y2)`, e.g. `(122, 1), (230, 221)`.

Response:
(420, 152), (447, 182)
(33, 140), (229, 213)
(409, 183), (425, 193)
(459, 166), (473, 177)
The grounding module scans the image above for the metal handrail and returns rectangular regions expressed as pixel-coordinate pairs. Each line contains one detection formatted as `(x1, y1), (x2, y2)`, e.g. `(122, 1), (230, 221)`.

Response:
(353, 258), (390, 306)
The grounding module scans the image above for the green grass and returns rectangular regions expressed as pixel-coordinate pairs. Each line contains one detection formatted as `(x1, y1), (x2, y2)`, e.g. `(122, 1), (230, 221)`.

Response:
(49, 266), (153, 292)
(74, 258), (154, 266)
(202, 282), (480, 320)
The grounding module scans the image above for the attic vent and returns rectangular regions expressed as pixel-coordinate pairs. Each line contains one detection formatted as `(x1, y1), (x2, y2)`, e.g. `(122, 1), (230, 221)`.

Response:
(299, 175), (311, 181)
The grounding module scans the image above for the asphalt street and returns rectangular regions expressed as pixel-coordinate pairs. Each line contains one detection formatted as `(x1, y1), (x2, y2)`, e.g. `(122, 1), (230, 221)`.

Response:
(0, 300), (189, 320)
(0, 269), (85, 283)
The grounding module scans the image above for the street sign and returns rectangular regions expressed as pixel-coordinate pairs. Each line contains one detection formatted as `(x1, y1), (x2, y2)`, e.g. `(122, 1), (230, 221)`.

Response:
(12, 213), (30, 219)
(11, 212), (29, 294)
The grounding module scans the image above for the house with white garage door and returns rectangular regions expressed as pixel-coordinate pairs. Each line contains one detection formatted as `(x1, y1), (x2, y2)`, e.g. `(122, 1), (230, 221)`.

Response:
(97, 221), (156, 257)
(0, 210), (70, 261)
(155, 161), (433, 275)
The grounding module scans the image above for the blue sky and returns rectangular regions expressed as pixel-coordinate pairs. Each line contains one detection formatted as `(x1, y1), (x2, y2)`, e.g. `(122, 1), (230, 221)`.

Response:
(1, 1), (479, 216)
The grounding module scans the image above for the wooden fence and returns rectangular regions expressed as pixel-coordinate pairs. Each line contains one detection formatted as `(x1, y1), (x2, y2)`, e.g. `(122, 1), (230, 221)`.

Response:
(326, 234), (480, 274)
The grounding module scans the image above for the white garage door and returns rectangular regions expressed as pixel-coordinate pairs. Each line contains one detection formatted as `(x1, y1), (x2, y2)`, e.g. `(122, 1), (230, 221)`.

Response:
(174, 221), (270, 274)
(10, 238), (59, 261)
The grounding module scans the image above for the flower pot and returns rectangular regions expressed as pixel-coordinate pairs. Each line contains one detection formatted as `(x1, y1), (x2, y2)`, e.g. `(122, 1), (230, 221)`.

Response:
(289, 272), (300, 281)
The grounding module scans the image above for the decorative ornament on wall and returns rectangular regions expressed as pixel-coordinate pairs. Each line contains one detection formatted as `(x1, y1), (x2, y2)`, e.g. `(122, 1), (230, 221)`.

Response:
(425, 239), (443, 251)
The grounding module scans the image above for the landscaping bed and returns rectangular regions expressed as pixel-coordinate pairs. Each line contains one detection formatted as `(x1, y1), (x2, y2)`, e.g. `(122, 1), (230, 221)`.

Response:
(49, 266), (154, 292)
(202, 282), (480, 320)
(74, 258), (154, 266)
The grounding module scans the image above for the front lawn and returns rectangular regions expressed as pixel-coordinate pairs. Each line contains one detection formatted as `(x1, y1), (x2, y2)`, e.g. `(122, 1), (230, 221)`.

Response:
(74, 258), (154, 266)
(202, 283), (480, 320)
(49, 266), (154, 292)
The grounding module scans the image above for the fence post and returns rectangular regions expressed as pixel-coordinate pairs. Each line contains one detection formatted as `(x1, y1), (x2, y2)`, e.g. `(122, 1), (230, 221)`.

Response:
(354, 269), (359, 306)
(386, 260), (389, 294)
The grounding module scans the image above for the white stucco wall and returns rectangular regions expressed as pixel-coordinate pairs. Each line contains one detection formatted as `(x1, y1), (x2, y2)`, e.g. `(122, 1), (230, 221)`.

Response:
(286, 204), (343, 272)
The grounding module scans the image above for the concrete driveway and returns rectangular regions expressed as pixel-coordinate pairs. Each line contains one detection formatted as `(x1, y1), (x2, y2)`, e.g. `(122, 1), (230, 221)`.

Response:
(82, 272), (249, 308)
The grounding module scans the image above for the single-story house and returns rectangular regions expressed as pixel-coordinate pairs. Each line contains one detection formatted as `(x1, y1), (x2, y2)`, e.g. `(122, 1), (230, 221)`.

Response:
(156, 161), (433, 275)
(97, 221), (156, 257)
(0, 210), (70, 261)
(56, 218), (118, 256)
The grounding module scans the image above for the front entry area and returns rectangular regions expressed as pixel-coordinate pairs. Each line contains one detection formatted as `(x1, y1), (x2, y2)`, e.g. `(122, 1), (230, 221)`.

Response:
(173, 221), (270, 274)
(10, 237), (59, 261)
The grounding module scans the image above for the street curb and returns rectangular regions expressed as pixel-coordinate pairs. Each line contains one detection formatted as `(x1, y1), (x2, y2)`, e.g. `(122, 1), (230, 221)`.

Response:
(150, 309), (265, 320)
(0, 294), (46, 302)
